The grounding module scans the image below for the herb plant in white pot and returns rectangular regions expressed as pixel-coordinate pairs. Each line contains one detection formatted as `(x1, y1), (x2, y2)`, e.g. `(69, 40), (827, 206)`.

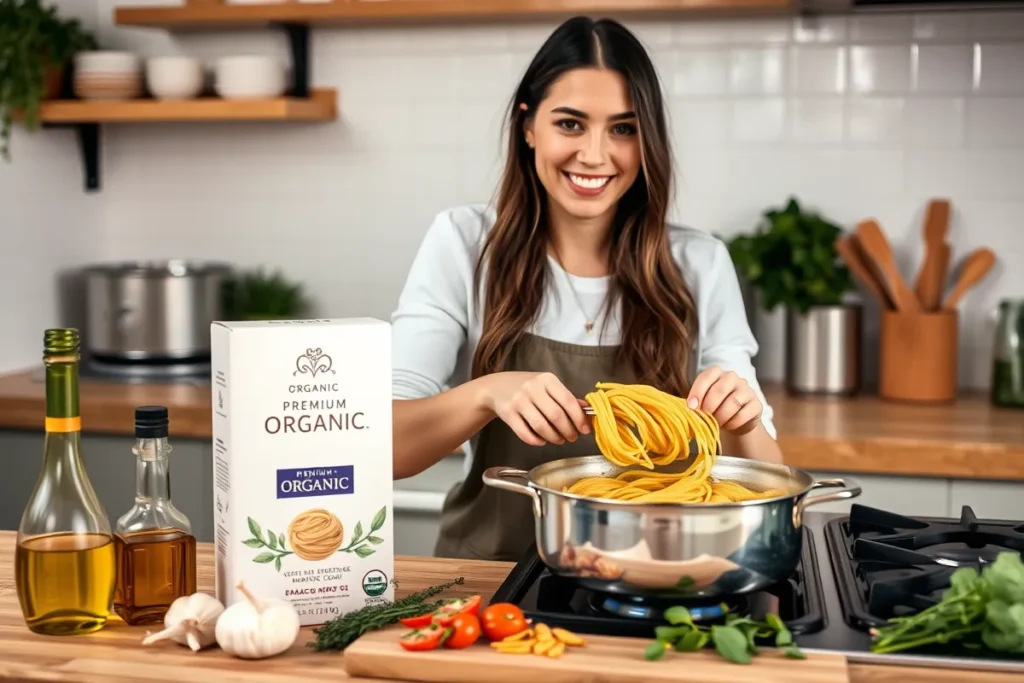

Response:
(725, 197), (861, 397)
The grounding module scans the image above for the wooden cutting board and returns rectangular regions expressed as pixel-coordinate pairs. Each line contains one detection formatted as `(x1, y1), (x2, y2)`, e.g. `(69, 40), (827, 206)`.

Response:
(343, 627), (850, 682)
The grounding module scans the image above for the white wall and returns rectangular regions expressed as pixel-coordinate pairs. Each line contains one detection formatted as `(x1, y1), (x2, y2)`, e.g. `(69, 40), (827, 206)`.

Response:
(8, 3), (1024, 388)
(0, 0), (104, 373)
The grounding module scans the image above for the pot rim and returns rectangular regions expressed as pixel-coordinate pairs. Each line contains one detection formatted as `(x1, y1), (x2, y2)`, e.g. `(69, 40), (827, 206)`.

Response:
(84, 260), (233, 277)
(519, 454), (827, 509)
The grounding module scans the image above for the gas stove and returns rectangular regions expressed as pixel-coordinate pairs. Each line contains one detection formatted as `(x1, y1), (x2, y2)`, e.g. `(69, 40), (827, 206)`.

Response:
(489, 504), (1024, 674)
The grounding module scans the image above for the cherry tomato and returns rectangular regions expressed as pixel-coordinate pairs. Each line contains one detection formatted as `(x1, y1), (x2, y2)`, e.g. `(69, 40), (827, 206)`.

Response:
(398, 624), (448, 651)
(398, 595), (482, 629)
(480, 603), (528, 641)
(444, 613), (481, 649)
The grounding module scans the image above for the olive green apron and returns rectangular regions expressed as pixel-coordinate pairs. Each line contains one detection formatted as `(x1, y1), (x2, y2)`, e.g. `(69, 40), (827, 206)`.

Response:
(434, 333), (637, 562)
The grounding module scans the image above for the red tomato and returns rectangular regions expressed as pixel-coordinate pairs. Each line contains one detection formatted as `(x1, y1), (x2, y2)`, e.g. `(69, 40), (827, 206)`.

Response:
(398, 595), (482, 629)
(443, 613), (481, 649)
(480, 603), (528, 641)
(398, 624), (447, 651)
(431, 595), (483, 627)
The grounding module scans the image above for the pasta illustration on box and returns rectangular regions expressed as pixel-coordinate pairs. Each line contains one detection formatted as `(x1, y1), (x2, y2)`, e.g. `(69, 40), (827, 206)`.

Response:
(242, 506), (388, 571)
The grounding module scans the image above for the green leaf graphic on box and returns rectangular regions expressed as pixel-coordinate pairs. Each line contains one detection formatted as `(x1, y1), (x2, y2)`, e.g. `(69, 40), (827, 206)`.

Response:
(248, 517), (263, 542)
(366, 536), (384, 545)
(350, 521), (363, 546)
(370, 506), (387, 533)
(253, 552), (277, 564)
(242, 538), (263, 548)
(354, 546), (376, 558)
(274, 556), (282, 573)
(267, 531), (278, 550)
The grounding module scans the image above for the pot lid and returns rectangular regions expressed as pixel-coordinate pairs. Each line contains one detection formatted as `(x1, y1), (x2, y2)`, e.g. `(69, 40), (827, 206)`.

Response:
(84, 260), (234, 277)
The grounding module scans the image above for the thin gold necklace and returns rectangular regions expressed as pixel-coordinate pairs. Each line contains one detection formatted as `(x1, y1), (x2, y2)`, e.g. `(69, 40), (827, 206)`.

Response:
(552, 249), (604, 336)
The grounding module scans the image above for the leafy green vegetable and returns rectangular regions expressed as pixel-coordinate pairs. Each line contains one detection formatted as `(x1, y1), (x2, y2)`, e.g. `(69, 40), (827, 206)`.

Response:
(722, 196), (854, 314)
(871, 552), (1024, 655)
(643, 604), (805, 665)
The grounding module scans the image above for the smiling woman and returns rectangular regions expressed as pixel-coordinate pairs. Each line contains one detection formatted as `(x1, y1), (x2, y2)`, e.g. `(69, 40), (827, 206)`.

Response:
(388, 16), (782, 562)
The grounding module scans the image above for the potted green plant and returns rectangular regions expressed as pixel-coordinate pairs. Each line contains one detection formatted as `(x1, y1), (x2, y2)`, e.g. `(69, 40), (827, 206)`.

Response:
(221, 268), (309, 321)
(0, 0), (98, 160)
(725, 197), (861, 397)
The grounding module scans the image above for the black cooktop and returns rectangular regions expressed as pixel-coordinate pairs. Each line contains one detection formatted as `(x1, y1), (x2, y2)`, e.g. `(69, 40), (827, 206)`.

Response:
(825, 503), (1024, 631)
(489, 527), (826, 639)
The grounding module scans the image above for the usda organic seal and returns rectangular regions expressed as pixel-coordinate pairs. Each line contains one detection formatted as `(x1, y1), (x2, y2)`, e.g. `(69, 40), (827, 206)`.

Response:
(362, 569), (388, 597)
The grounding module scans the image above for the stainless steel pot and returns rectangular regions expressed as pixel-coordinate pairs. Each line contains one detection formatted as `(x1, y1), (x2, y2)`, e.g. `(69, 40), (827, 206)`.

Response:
(483, 455), (861, 599)
(84, 260), (232, 360)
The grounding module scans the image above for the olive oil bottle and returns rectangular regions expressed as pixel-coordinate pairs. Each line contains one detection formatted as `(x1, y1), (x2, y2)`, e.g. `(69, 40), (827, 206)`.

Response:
(113, 406), (197, 625)
(15, 329), (116, 635)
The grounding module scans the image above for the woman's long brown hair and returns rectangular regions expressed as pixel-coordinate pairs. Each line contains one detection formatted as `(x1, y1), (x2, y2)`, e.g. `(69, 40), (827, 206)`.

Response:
(471, 16), (698, 398)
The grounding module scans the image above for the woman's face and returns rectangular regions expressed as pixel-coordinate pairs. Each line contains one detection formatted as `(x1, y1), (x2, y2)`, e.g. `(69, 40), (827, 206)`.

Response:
(524, 67), (642, 225)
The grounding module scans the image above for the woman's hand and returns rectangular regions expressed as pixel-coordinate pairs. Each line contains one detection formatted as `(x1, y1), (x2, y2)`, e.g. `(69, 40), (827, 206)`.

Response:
(479, 372), (590, 446)
(687, 366), (763, 435)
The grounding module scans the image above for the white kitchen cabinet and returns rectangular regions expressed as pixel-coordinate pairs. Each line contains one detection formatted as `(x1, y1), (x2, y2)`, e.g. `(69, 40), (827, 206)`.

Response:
(802, 471), (951, 517)
(949, 479), (1024, 520)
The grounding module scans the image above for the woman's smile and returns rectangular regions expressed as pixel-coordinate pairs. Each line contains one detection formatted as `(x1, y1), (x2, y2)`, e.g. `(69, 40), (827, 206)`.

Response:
(563, 171), (616, 197)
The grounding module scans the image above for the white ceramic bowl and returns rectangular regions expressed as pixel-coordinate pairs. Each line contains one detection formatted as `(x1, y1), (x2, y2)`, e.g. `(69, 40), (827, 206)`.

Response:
(146, 56), (204, 100)
(75, 51), (141, 76)
(214, 55), (286, 99)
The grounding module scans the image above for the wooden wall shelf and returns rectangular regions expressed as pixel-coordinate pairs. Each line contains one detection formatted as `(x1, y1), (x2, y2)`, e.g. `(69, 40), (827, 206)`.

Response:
(114, 0), (793, 29)
(39, 88), (337, 124)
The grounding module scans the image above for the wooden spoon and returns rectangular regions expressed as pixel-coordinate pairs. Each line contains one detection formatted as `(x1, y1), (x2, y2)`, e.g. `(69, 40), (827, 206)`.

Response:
(943, 248), (996, 311)
(836, 234), (893, 309)
(855, 219), (921, 312)
(913, 199), (951, 311)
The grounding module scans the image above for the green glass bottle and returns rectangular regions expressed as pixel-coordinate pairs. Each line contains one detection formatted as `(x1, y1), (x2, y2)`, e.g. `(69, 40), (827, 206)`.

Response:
(15, 328), (116, 635)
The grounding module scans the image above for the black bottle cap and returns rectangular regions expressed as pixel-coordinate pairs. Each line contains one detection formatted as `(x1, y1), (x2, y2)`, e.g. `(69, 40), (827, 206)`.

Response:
(135, 406), (169, 438)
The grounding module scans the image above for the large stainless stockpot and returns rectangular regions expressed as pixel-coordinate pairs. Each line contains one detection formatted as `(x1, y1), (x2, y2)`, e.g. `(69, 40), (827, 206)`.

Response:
(84, 260), (232, 360)
(483, 455), (861, 599)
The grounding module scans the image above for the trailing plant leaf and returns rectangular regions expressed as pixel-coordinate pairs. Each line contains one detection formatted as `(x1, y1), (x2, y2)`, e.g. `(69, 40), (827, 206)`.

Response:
(722, 196), (855, 314)
(0, 0), (98, 159)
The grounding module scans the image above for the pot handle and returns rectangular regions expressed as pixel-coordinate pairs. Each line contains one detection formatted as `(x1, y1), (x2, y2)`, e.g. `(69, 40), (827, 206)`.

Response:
(800, 478), (863, 511)
(482, 467), (542, 518)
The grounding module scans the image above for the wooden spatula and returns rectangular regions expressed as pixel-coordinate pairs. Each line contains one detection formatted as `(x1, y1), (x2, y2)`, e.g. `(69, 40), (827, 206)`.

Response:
(913, 199), (951, 311)
(855, 219), (921, 312)
(943, 248), (996, 310)
(836, 234), (893, 309)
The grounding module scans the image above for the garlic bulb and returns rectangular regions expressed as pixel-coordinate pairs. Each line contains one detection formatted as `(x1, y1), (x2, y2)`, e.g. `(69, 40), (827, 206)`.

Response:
(141, 593), (225, 652)
(215, 580), (301, 660)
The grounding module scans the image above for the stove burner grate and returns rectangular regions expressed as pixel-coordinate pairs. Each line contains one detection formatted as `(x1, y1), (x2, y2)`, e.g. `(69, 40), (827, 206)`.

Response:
(826, 504), (1024, 630)
(489, 527), (825, 640)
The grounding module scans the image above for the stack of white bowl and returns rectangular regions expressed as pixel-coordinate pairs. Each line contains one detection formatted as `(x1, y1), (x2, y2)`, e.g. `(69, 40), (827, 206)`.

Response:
(214, 56), (287, 99)
(146, 56), (204, 100)
(74, 51), (143, 101)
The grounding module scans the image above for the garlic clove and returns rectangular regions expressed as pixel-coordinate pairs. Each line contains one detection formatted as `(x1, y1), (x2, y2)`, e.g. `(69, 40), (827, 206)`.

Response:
(140, 593), (225, 652)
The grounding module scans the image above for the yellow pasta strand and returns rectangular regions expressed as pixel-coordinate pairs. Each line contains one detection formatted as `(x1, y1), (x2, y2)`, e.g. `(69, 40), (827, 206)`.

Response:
(564, 382), (785, 504)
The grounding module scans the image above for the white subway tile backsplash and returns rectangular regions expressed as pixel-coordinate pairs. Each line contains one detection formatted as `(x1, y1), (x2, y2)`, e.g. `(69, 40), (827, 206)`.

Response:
(730, 48), (787, 94)
(967, 98), (1024, 147)
(912, 13), (969, 41)
(850, 14), (914, 42)
(905, 149), (969, 196)
(906, 98), (966, 148)
(914, 44), (974, 93)
(968, 11), (1024, 40)
(672, 50), (731, 96)
(793, 16), (847, 44)
(967, 150), (1024, 200)
(731, 99), (787, 143)
(847, 98), (906, 145)
(790, 99), (845, 144)
(851, 45), (913, 94)
(974, 43), (1024, 93)
(791, 46), (846, 93)
(669, 99), (732, 147)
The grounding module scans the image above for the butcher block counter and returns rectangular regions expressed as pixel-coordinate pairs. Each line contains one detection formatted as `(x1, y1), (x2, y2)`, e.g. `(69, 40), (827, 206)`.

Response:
(1, 368), (1023, 480)
(0, 531), (1016, 683)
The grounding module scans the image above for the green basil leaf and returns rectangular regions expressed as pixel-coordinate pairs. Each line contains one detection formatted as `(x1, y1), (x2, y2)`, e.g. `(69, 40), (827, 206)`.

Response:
(654, 625), (691, 643)
(711, 625), (752, 665)
(785, 645), (807, 659)
(664, 606), (694, 627)
(644, 640), (667, 661)
(673, 630), (707, 653)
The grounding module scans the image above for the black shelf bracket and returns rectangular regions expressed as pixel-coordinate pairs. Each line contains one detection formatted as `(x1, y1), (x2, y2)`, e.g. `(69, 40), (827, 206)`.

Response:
(42, 120), (101, 192)
(275, 22), (311, 99)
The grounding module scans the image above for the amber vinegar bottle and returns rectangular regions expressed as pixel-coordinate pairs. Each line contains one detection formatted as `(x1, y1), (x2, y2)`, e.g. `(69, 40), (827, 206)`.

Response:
(15, 329), (116, 635)
(113, 406), (197, 625)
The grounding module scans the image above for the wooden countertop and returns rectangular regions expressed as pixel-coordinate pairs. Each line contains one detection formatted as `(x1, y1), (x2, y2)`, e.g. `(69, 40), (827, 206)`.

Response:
(0, 532), (1016, 683)
(1, 367), (1023, 480)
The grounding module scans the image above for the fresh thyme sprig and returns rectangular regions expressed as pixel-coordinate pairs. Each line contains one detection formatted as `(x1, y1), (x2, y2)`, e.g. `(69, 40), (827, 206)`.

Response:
(310, 577), (466, 651)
